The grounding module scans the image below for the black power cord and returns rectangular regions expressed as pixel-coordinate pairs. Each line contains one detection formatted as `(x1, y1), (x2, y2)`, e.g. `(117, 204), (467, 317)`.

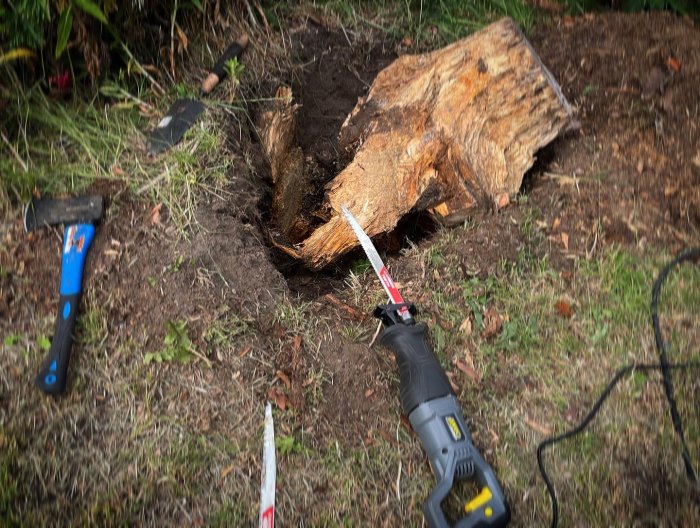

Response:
(536, 247), (700, 528)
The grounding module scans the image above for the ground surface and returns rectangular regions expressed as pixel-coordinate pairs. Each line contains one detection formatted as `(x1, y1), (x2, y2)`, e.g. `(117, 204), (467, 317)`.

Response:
(1, 8), (699, 528)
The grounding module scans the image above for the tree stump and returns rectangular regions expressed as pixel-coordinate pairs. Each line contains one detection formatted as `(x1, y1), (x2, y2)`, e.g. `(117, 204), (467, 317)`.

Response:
(297, 17), (573, 268)
(258, 86), (310, 242)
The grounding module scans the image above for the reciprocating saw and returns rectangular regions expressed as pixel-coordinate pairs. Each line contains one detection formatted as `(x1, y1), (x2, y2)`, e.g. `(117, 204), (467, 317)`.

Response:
(341, 204), (510, 528)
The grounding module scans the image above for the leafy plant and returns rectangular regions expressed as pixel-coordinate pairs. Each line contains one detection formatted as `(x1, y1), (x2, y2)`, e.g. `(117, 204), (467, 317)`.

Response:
(276, 435), (304, 456)
(224, 57), (245, 86)
(204, 311), (250, 348)
(37, 335), (51, 351)
(144, 320), (194, 364)
(3, 334), (21, 346)
(0, 0), (50, 49)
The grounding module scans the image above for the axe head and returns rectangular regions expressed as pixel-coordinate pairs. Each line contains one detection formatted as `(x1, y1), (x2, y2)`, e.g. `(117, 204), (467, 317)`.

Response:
(24, 195), (104, 232)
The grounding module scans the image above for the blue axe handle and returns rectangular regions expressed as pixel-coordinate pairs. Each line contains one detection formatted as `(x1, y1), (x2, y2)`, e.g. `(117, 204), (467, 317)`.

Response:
(36, 224), (95, 395)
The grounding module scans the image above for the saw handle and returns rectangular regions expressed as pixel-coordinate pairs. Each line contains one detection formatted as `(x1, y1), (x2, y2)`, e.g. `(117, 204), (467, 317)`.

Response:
(36, 224), (95, 395)
(379, 323), (454, 415)
(380, 322), (510, 528)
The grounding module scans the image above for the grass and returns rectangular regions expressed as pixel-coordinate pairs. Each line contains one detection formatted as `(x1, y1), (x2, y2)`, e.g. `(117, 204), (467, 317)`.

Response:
(271, 0), (538, 51)
(0, 65), (243, 232)
(467, 248), (698, 525)
(345, 210), (697, 525)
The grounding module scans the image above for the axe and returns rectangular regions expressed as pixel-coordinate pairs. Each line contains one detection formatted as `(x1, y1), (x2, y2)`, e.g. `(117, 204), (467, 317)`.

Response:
(24, 195), (103, 395)
(147, 35), (249, 156)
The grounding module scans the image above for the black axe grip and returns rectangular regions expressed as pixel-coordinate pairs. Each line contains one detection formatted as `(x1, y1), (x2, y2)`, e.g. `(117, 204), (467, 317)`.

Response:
(201, 36), (249, 94)
(36, 293), (80, 395)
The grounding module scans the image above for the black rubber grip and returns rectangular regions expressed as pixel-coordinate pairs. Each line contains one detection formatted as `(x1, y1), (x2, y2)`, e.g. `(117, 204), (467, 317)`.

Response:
(35, 293), (80, 395)
(210, 41), (246, 80)
(380, 323), (454, 415)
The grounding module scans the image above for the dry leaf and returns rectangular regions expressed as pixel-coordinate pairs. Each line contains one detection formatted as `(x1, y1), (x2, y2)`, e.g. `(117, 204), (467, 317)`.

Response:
(666, 56), (681, 72)
(561, 232), (569, 251)
(150, 203), (162, 225)
(238, 345), (252, 357)
(552, 217), (561, 230)
(481, 308), (502, 339)
(221, 464), (236, 480)
(458, 317), (472, 336)
(267, 387), (288, 410)
(554, 299), (574, 319)
(454, 359), (480, 383)
(293, 334), (302, 352)
(270, 323), (286, 340)
(175, 23), (188, 52)
(364, 388), (374, 398)
(525, 417), (551, 436)
(378, 429), (398, 446)
(445, 371), (460, 393)
(276, 370), (291, 389)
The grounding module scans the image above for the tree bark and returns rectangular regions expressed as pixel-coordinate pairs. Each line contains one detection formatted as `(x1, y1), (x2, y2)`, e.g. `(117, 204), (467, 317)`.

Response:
(258, 86), (310, 242)
(298, 17), (573, 268)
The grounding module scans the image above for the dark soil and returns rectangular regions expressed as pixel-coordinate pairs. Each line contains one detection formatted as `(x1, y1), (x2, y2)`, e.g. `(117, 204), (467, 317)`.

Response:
(529, 12), (700, 254)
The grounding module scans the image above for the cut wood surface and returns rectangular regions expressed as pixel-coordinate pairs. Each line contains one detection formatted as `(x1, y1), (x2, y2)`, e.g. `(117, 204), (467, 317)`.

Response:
(299, 17), (573, 268)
